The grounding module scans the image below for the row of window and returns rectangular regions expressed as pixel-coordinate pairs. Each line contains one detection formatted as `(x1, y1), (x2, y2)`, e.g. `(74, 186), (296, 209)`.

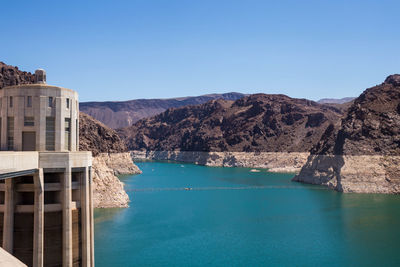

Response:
(4, 96), (72, 108)
(24, 117), (34, 126)
(4, 116), (75, 151)
(3, 116), (75, 128)
(7, 117), (14, 150)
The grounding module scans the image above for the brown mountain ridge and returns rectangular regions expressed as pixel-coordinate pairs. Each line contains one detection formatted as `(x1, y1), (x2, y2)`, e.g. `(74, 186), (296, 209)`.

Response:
(118, 94), (344, 153)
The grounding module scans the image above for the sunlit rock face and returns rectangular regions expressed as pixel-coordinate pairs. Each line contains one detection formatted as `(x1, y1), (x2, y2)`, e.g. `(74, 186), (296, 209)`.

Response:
(294, 74), (400, 193)
(119, 94), (344, 153)
(92, 153), (141, 208)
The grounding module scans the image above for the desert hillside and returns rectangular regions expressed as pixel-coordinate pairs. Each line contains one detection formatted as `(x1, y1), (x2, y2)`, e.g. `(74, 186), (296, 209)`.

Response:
(79, 112), (128, 156)
(119, 94), (344, 153)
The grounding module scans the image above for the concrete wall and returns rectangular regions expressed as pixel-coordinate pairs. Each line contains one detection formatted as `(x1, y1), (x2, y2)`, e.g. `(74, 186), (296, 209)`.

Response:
(0, 84), (79, 152)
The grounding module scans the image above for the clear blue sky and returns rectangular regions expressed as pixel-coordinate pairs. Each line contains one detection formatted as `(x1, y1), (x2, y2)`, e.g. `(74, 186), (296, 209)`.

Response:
(2, 0), (399, 102)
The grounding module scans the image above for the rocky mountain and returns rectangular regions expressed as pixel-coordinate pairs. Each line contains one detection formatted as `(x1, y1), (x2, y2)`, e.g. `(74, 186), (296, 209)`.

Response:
(0, 62), (35, 88)
(317, 97), (355, 104)
(293, 75), (400, 193)
(80, 92), (246, 129)
(119, 94), (344, 153)
(79, 112), (128, 156)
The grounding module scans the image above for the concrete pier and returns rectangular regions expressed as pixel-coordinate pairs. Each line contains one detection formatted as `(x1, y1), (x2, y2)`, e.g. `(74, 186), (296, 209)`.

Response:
(62, 167), (72, 266)
(33, 169), (43, 267)
(3, 179), (15, 253)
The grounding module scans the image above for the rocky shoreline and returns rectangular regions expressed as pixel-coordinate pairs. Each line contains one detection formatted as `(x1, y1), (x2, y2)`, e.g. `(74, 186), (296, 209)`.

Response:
(293, 155), (400, 193)
(92, 153), (142, 208)
(131, 150), (309, 173)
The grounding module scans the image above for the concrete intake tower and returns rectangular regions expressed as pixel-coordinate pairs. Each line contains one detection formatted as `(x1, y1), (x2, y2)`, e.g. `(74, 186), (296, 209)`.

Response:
(0, 69), (94, 266)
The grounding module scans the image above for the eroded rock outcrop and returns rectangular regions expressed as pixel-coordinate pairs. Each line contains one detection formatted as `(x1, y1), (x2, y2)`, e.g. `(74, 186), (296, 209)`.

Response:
(293, 75), (400, 193)
(92, 153), (141, 208)
(79, 113), (142, 207)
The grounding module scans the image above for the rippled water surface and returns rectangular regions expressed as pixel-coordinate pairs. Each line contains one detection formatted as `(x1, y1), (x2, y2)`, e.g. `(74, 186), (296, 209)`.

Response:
(94, 161), (400, 266)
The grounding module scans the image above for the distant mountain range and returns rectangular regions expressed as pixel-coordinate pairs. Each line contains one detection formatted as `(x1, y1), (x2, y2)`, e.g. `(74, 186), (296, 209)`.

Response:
(80, 93), (246, 129)
(317, 97), (356, 104)
(81, 95), (356, 129)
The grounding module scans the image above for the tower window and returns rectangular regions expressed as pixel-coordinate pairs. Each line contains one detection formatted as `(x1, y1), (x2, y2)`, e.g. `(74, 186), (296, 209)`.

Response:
(48, 97), (53, 107)
(46, 117), (55, 151)
(65, 118), (71, 150)
(7, 117), (14, 150)
(76, 119), (79, 151)
(27, 96), (32, 107)
(24, 117), (35, 126)
(9, 96), (13, 108)
(66, 98), (70, 109)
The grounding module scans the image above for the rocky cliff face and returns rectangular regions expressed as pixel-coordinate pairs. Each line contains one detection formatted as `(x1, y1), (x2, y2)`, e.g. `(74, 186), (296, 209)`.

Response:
(119, 94), (344, 153)
(293, 75), (400, 193)
(0, 62), (35, 89)
(79, 112), (128, 156)
(80, 92), (246, 129)
(92, 153), (141, 208)
(79, 112), (142, 207)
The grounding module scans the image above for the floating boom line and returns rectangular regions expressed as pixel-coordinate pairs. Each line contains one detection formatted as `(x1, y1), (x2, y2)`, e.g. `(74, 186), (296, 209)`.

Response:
(127, 185), (328, 192)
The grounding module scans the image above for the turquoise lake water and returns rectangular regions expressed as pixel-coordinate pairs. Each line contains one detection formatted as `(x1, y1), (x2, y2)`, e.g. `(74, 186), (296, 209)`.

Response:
(94, 161), (400, 266)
